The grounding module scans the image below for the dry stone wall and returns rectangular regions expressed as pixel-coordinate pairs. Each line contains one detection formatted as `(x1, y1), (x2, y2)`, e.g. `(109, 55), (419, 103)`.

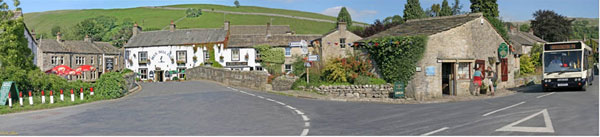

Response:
(186, 66), (268, 90)
(312, 84), (394, 98)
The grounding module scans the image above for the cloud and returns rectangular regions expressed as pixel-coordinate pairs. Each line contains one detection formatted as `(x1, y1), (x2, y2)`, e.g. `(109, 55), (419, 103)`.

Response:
(321, 6), (378, 21)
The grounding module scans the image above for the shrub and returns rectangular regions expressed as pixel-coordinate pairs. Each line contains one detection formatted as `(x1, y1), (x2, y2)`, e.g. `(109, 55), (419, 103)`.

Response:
(255, 44), (285, 75)
(322, 59), (348, 83)
(292, 56), (307, 76)
(93, 72), (126, 99)
(121, 68), (133, 74)
(172, 77), (179, 81)
(369, 77), (387, 85)
(353, 75), (370, 85)
(362, 36), (427, 83)
(520, 54), (535, 75)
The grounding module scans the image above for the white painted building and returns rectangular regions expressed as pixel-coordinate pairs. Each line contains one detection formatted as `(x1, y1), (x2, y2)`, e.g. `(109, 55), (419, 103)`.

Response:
(124, 23), (228, 82)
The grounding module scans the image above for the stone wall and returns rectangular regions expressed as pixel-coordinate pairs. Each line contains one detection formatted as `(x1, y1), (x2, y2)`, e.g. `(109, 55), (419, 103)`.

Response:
(272, 76), (297, 91)
(186, 66), (268, 90)
(514, 75), (542, 87)
(313, 84), (394, 98)
(123, 72), (137, 92)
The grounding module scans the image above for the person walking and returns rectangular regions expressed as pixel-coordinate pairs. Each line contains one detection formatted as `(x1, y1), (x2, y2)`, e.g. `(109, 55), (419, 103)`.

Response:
(472, 65), (483, 96)
(485, 66), (496, 96)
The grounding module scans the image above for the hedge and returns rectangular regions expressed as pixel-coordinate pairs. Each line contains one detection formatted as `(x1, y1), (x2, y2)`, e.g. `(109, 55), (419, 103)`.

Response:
(362, 35), (427, 83)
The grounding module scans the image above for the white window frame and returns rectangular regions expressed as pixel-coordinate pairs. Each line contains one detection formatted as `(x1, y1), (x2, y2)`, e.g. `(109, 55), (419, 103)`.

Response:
(232, 49), (240, 61)
(285, 48), (291, 57)
(285, 64), (292, 72)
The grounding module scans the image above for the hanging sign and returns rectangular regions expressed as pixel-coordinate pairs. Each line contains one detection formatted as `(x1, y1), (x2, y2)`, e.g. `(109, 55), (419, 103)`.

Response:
(498, 43), (509, 58)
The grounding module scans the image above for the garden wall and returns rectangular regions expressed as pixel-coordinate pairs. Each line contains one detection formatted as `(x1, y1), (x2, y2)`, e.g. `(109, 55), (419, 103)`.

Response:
(123, 72), (137, 92)
(312, 84), (394, 98)
(272, 76), (297, 91)
(186, 66), (269, 90)
(514, 75), (542, 87)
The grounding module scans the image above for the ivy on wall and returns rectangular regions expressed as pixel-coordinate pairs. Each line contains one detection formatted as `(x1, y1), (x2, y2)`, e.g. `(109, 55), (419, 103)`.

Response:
(194, 43), (222, 68)
(255, 44), (285, 75)
(362, 35), (427, 83)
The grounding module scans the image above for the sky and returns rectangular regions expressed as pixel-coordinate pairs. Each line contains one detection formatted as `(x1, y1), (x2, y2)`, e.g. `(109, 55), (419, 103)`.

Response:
(7, 0), (600, 23)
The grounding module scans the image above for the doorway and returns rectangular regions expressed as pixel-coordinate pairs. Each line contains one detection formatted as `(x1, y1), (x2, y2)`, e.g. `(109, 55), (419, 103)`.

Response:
(156, 70), (164, 82)
(442, 63), (455, 95)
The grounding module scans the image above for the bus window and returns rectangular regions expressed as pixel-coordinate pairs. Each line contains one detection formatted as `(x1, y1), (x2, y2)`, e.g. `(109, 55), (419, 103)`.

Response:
(544, 51), (582, 73)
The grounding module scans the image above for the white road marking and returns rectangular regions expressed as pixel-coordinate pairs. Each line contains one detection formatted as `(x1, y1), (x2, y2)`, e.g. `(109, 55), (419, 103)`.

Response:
(286, 105), (297, 110)
(301, 128), (309, 136)
(266, 98), (275, 102)
(420, 127), (449, 136)
(295, 110), (305, 115)
(276, 101), (286, 105)
(305, 122), (310, 127)
(496, 109), (555, 133)
(483, 101), (526, 116)
(257, 96), (264, 99)
(301, 115), (310, 121)
(249, 94), (256, 96)
(536, 92), (555, 98)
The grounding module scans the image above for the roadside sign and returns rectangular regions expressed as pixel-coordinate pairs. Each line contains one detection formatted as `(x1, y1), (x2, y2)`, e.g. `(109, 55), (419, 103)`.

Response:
(393, 81), (405, 98)
(0, 81), (18, 106)
(308, 55), (319, 61)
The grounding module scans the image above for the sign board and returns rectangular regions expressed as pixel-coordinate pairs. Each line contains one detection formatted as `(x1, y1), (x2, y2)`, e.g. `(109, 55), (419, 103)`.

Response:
(0, 81), (18, 106)
(308, 55), (319, 61)
(544, 42), (581, 51)
(498, 43), (509, 58)
(304, 62), (311, 67)
(105, 58), (114, 71)
(425, 66), (436, 76)
(393, 81), (405, 98)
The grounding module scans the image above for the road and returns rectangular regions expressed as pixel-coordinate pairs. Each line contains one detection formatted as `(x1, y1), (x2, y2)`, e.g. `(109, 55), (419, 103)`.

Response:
(0, 76), (597, 135)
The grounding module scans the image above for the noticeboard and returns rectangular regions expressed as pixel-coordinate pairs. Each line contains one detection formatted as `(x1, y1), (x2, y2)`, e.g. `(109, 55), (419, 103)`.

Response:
(0, 81), (18, 106)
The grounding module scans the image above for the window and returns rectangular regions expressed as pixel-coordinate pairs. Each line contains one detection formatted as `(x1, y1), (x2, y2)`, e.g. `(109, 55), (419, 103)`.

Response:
(232, 49), (240, 61)
(256, 66), (263, 71)
(75, 56), (86, 65)
(340, 38), (346, 48)
(285, 64), (292, 72)
(457, 63), (471, 80)
(125, 50), (130, 60)
(176, 50), (187, 63)
(178, 68), (186, 79)
(139, 68), (148, 79)
(59, 56), (64, 65)
(139, 51), (148, 63)
(91, 57), (94, 65)
(204, 50), (210, 62)
(51, 56), (57, 65)
(285, 48), (291, 57)
(256, 50), (261, 62)
(91, 71), (95, 79)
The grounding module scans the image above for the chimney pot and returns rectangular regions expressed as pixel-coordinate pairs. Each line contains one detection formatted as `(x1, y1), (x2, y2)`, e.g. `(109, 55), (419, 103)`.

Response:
(266, 22), (271, 37)
(56, 32), (62, 42)
(224, 21), (230, 31)
(132, 23), (142, 37)
(84, 34), (91, 42)
(170, 21), (176, 32)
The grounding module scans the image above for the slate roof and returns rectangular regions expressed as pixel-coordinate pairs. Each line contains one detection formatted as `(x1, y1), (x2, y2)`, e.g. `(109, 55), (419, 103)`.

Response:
(508, 31), (546, 46)
(39, 39), (119, 54)
(228, 34), (322, 48)
(363, 13), (483, 41)
(229, 25), (291, 35)
(125, 28), (227, 47)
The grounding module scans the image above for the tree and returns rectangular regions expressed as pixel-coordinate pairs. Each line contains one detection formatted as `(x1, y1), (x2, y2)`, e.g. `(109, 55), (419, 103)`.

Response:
(383, 15), (403, 25)
(74, 16), (117, 41)
(403, 0), (426, 20)
(336, 7), (353, 27)
(0, 0), (36, 87)
(426, 4), (441, 17)
(185, 8), (202, 18)
(451, 0), (463, 15)
(351, 19), (399, 37)
(530, 10), (574, 42)
(570, 20), (599, 40)
(51, 26), (61, 37)
(439, 0), (452, 16)
(234, 0), (240, 8)
(254, 44), (284, 75)
(519, 24), (530, 32)
(470, 0), (499, 18)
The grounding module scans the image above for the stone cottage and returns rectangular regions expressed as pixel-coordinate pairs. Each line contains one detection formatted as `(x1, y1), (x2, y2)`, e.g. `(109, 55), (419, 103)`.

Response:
(362, 13), (517, 99)
(37, 34), (123, 81)
(311, 22), (363, 63)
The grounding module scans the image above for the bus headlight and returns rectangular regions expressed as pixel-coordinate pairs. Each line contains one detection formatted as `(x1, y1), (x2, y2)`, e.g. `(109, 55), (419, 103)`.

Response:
(575, 78), (581, 81)
(544, 79), (550, 83)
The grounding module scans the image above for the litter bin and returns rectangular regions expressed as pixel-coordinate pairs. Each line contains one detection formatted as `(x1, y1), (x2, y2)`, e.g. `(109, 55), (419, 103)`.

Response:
(393, 81), (405, 98)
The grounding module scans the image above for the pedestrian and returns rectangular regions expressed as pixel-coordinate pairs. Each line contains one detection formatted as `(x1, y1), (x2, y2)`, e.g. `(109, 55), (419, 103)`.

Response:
(472, 65), (482, 96)
(485, 66), (495, 96)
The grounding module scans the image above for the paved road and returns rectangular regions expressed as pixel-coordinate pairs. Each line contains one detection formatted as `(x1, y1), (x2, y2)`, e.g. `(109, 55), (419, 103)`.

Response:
(0, 76), (597, 135)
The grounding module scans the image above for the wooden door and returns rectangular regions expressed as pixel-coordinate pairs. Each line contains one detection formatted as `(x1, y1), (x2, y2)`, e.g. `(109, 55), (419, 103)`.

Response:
(475, 60), (486, 79)
(501, 58), (508, 81)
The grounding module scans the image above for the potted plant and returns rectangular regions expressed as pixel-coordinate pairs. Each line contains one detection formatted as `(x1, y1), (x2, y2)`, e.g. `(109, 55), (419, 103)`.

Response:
(193, 46), (199, 53)
(244, 54), (249, 60)
(219, 55), (224, 61)
(193, 56), (198, 62)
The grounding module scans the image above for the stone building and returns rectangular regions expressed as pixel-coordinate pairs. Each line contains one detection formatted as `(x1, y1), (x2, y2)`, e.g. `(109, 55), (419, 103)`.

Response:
(362, 13), (517, 99)
(125, 22), (227, 82)
(226, 22), (321, 73)
(311, 22), (363, 63)
(37, 34), (123, 81)
(508, 25), (546, 55)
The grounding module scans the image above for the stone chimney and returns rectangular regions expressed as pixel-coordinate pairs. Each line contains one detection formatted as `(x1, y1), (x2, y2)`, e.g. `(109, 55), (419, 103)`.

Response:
(338, 22), (347, 33)
(509, 25), (517, 34)
(266, 22), (272, 37)
(132, 23), (142, 37)
(30, 29), (36, 40)
(528, 28), (534, 35)
(223, 21), (230, 31)
(56, 32), (62, 42)
(84, 34), (91, 42)
(170, 21), (176, 32)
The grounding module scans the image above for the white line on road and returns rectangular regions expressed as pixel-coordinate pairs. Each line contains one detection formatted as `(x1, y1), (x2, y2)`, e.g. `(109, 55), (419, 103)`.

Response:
(305, 122), (310, 127)
(275, 101), (286, 105)
(257, 96), (264, 99)
(295, 110), (305, 115)
(286, 105), (297, 110)
(301, 128), (309, 136)
(536, 92), (555, 98)
(301, 115), (310, 121)
(483, 101), (526, 116)
(266, 98), (275, 102)
(420, 127), (449, 136)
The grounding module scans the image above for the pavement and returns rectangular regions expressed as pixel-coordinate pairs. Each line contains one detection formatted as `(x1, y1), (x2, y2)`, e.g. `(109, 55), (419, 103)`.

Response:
(0, 76), (597, 136)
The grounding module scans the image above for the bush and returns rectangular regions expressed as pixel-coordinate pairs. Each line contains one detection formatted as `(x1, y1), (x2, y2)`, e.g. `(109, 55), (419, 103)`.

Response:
(93, 72), (126, 99)
(369, 77), (387, 85)
(354, 75), (370, 85)
(172, 77), (179, 81)
(520, 54), (535, 75)
(121, 68), (133, 74)
(292, 56), (306, 76)
(255, 44), (285, 75)
(363, 36), (427, 83)
(322, 59), (348, 83)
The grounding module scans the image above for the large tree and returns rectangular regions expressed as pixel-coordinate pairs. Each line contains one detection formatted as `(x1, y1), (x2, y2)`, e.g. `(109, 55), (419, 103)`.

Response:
(426, 4), (441, 17)
(530, 10), (574, 42)
(451, 0), (463, 15)
(439, 0), (452, 16)
(336, 7), (353, 27)
(470, 0), (499, 18)
(383, 15), (404, 25)
(0, 0), (36, 87)
(51, 26), (61, 37)
(403, 0), (426, 20)
(74, 16), (118, 41)
(234, 0), (240, 8)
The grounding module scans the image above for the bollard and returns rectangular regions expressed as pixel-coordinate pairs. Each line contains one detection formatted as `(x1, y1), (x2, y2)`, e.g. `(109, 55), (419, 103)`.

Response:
(70, 89), (75, 102)
(41, 90), (46, 104)
(60, 89), (64, 101)
(50, 90), (54, 104)
(28, 91), (33, 105)
(19, 91), (23, 107)
(80, 88), (84, 100)
(90, 87), (94, 96)
(8, 92), (12, 108)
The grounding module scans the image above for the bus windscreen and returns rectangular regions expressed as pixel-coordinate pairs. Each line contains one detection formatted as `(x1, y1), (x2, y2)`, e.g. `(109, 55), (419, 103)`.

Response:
(544, 51), (582, 73)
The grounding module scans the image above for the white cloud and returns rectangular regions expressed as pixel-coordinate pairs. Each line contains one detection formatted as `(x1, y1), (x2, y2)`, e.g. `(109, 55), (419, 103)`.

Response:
(321, 6), (378, 21)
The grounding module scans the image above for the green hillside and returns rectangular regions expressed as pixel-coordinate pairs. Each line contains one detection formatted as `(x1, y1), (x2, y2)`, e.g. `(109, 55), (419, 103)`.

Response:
(24, 5), (343, 38)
